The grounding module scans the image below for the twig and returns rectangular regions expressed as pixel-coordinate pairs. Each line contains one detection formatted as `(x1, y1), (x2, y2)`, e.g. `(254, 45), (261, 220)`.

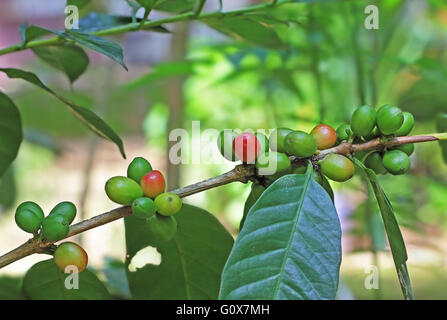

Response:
(0, 134), (443, 269)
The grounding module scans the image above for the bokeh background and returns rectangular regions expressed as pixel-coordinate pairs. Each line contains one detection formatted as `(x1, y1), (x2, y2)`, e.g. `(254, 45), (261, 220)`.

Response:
(0, 0), (446, 299)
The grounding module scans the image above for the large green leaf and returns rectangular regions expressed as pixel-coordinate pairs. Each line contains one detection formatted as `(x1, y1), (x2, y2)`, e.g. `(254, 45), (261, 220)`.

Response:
(125, 204), (234, 299)
(23, 259), (110, 300)
(0, 68), (126, 158)
(0, 165), (16, 211)
(32, 44), (89, 83)
(19, 24), (52, 45)
(0, 276), (25, 300)
(0, 92), (22, 178)
(353, 158), (414, 300)
(220, 172), (342, 300)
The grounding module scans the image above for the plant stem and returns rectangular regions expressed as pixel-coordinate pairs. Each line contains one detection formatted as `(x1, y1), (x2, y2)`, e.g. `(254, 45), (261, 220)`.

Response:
(0, 2), (274, 57)
(0, 133), (442, 269)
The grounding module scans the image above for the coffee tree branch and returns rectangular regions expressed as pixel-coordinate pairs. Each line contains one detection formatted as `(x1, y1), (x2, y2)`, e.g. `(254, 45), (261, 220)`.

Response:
(0, 133), (443, 269)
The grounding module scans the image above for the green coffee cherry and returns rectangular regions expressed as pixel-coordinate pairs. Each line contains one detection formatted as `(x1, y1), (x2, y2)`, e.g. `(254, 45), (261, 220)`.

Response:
(132, 197), (156, 220)
(312, 170), (334, 202)
(41, 215), (69, 242)
(15, 201), (45, 234)
(284, 131), (317, 157)
(217, 130), (237, 161)
(49, 201), (77, 224)
(395, 112), (414, 136)
(255, 151), (291, 175)
(336, 124), (353, 141)
(127, 157), (152, 183)
(149, 214), (177, 242)
(269, 128), (293, 153)
(320, 154), (355, 182)
(364, 152), (387, 175)
(354, 150), (369, 162)
(391, 143), (414, 156)
(377, 104), (404, 135)
(254, 132), (269, 154)
(382, 150), (410, 175)
(105, 176), (144, 205)
(350, 105), (377, 137)
(154, 192), (182, 216)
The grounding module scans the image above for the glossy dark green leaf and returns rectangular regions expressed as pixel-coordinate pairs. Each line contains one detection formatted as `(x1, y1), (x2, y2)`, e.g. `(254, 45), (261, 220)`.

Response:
(353, 158), (414, 300)
(239, 190), (258, 232)
(125, 204), (234, 299)
(0, 165), (16, 211)
(23, 259), (110, 300)
(0, 276), (25, 300)
(220, 172), (342, 300)
(19, 24), (52, 44)
(0, 68), (126, 158)
(436, 113), (447, 164)
(59, 30), (127, 70)
(32, 44), (89, 83)
(0, 92), (22, 178)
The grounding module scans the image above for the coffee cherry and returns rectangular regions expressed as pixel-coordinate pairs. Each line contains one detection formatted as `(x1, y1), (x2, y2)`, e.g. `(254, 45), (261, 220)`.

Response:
(132, 197), (156, 220)
(127, 157), (152, 183)
(377, 104), (404, 135)
(364, 152), (387, 175)
(320, 154), (355, 182)
(310, 124), (337, 150)
(15, 201), (44, 234)
(354, 150), (369, 162)
(254, 132), (269, 154)
(149, 214), (177, 242)
(382, 150), (410, 175)
(255, 151), (291, 175)
(350, 105), (377, 137)
(284, 131), (317, 157)
(105, 176), (144, 205)
(41, 215), (69, 242)
(395, 112), (414, 136)
(54, 242), (88, 273)
(269, 128), (293, 152)
(336, 124), (353, 141)
(49, 201), (77, 224)
(391, 143), (414, 156)
(312, 170), (334, 202)
(233, 132), (260, 163)
(140, 170), (166, 199)
(154, 192), (182, 216)
(217, 130), (237, 161)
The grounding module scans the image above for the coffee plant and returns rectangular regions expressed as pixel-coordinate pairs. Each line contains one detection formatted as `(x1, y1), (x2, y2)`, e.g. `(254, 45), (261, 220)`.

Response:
(0, 0), (446, 301)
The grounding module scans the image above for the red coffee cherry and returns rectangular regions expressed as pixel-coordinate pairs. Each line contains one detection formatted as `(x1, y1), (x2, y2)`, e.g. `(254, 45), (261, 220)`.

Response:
(233, 132), (260, 163)
(140, 170), (166, 199)
(310, 124), (337, 150)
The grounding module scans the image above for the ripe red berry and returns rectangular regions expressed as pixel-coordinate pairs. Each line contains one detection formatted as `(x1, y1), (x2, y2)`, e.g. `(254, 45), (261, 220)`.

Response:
(140, 170), (166, 199)
(233, 132), (260, 163)
(310, 124), (337, 150)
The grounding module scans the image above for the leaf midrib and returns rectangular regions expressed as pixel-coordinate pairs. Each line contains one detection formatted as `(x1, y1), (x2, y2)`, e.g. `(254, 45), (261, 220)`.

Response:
(271, 172), (311, 299)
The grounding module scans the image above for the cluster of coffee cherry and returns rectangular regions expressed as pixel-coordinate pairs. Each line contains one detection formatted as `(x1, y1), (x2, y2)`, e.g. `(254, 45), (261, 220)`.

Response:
(15, 201), (88, 272)
(105, 157), (182, 242)
(217, 104), (414, 190)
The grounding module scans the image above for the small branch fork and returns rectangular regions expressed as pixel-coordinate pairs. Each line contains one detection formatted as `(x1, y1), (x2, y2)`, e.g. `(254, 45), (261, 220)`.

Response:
(0, 134), (443, 269)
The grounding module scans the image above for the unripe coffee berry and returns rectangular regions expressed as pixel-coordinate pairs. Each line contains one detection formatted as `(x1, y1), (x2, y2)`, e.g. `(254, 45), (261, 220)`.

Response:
(284, 131), (317, 157)
(269, 128), (292, 153)
(127, 157), (152, 183)
(154, 192), (182, 216)
(377, 104), (404, 135)
(54, 242), (88, 273)
(49, 201), (77, 224)
(364, 152), (387, 175)
(105, 176), (144, 205)
(336, 124), (353, 141)
(395, 112), (414, 136)
(320, 154), (355, 182)
(140, 170), (166, 199)
(233, 132), (260, 163)
(41, 215), (69, 242)
(15, 201), (45, 234)
(350, 105), (377, 137)
(310, 124), (337, 150)
(217, 130), (237, 161)
(132, 197), (156, 220)
(255, 151), (291, 175)
(382, 150), (410, 175)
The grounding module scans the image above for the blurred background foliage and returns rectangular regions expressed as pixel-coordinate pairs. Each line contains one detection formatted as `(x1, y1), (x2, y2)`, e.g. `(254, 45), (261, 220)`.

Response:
(0, 0), (446, 299)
